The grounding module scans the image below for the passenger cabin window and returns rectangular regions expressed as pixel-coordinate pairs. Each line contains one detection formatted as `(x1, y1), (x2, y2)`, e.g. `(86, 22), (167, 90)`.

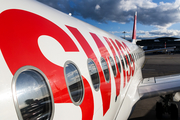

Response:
(129, 54), (133, 65)
(115, 56), (121, 73)
(87, 59), (100, 91)
(65, 62), (84, 105)
(101, 57), (110, 82)
(120, 55), (125, 70)
(109, 56), (117, 76)
(127, 54), (130, 65)
(131, 54), (134, 62)
(135, 53), (137, 60)
(13, 67), (53, 120)
(133, 54), (135, 61)
(124, 56), (128, 68)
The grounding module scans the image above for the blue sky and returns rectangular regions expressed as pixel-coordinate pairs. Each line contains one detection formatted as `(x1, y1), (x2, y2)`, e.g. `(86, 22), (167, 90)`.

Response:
(38, 0), (180, 40)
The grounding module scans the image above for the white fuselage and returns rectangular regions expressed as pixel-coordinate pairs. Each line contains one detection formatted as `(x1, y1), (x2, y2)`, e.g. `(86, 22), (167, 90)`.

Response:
(0, 0), (145, 119)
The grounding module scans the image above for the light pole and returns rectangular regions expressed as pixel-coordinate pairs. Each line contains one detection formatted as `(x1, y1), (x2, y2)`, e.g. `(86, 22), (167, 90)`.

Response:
(122, 31), (126, 39)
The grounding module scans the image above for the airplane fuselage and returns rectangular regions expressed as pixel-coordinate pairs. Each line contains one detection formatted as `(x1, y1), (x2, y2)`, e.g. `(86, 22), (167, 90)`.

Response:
(0, 0), (145, 119)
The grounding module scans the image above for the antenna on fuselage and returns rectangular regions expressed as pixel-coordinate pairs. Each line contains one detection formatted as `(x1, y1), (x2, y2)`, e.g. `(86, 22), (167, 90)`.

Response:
(69, 13), (72, 16)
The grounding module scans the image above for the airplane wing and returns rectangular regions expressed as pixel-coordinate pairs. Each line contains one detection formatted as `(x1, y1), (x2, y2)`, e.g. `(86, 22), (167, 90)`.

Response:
(138, 74), (180, 99)
(130, 11), (180, 119)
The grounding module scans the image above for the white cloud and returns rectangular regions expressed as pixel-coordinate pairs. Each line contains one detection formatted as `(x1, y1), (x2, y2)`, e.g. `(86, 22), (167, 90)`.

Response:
(118, 0), (157, 12)
(140, 0), (157, 9)
(137, 29), (180, 39)
(149, 29), (180, 36)
(110, 31), (130, 34)
(95, 4), (101, 10)
(110, 28), (180, 39)
(38, 0), (180, 29)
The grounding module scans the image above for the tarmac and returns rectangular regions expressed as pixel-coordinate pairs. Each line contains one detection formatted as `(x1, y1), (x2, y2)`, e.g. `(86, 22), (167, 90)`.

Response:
(128, 53), (180, 120)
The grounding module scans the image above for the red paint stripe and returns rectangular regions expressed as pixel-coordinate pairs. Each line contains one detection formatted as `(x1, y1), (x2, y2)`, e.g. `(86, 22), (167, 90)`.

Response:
(0, 9), (93, 120)
(122, 42), (135, 76)
(116, 41), (131, 83)
(104, 37), (120, 97)
(90, 33), (111, 115)
(109, 39), (127, 88)
(0, 9), (79, 104)
(66, 26), (111, 116)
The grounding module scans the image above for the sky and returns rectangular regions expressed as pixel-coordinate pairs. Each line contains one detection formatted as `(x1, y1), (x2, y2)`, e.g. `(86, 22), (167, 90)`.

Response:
(37, 0), (180, 40)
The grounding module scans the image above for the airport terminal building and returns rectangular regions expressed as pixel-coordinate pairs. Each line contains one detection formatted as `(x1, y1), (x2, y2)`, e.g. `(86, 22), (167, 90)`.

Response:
(136, 37), (180, 52)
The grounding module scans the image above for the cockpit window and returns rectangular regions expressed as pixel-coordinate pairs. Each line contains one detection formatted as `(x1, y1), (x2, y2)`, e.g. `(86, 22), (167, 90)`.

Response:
(115, 56), (121, 73)
(87, 59), (100, 91)
(64, 62), (84, 105)
(109, 56), (117, 76)
(101, 57), (110, 82)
